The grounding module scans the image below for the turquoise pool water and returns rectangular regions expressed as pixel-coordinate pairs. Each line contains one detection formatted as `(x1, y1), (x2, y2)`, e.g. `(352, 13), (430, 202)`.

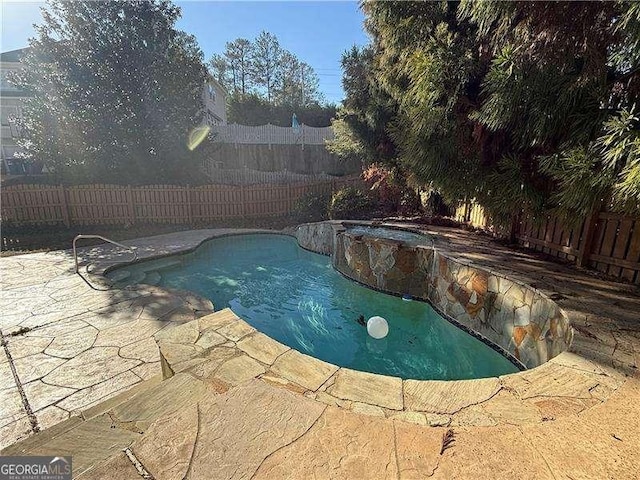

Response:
(109, 234), (518, 380)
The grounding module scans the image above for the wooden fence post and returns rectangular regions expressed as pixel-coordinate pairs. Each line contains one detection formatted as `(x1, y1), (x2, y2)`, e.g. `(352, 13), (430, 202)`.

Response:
(240, 184), (246, 215)
(287, 183), (292, 214)
(576, 199), (603, 267)
(126, 185), (136, 226)
(186, 185), (193, 226)
(509, 211), (521, 244)
(58, 185), (71, 227)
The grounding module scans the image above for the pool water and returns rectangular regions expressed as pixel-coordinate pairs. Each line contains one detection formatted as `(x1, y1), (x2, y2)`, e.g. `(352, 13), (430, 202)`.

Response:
(346, 225), (430, 245)
(109, 234), (518, 380)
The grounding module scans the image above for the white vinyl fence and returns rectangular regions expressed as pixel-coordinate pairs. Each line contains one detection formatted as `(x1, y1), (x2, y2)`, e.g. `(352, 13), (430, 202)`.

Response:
(209, 124), (334, 146)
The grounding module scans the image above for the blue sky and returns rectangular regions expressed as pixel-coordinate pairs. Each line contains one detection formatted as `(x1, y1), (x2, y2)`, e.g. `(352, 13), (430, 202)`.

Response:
(1, 1), (369, 104)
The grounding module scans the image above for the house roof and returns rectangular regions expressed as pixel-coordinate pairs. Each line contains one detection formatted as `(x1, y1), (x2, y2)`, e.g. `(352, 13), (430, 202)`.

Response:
(0, 47), (30, 63)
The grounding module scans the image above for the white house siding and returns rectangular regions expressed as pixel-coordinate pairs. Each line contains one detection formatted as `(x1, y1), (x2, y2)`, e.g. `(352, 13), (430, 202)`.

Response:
(202, 77), (227, 126)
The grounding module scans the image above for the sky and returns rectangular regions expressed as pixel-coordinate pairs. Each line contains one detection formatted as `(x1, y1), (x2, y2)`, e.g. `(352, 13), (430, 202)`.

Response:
(1, 0), (370, 104)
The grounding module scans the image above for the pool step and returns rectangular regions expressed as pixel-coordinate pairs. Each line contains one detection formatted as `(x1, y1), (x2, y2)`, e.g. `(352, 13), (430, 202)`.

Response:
(129, 271), (147, 284)
(108, 269), (131, 282)
(141, 258), (182, 272)
(144, 271), (161, 286)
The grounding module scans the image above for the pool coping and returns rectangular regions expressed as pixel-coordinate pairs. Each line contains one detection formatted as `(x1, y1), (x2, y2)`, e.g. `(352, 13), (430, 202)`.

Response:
(150, 306), (628, 425)
(91, 229), (290, 277)
(82, 225), (631, 426)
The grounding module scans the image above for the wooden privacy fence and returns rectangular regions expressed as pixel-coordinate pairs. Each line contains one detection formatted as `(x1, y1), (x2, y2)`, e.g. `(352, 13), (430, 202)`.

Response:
(202, 167), (336, 185)
(456, 203), (640, 284)
(1, 177), (362, 227)
(202, 125), (358, 177)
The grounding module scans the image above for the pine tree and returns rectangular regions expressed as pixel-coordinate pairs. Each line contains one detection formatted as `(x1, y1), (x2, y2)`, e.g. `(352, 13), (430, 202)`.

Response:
(209, 32), (323, 108)
(335, 1), (640, 223)
(250, 31), (282, 104)
(209, 39), (253, 95)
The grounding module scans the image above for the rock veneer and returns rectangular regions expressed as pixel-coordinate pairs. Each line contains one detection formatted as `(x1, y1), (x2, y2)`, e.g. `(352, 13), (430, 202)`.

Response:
(430, 253), (572, 368)
(294, 221), (337, 255)
(297, 222), (573, 368)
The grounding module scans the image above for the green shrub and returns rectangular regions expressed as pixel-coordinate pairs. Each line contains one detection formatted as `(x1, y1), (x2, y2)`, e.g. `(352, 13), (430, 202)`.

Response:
(362, 164), (421, 215)
(422, 189), (454, 217)
(292, 192), (331, 222)
(328, 187), (375, 220)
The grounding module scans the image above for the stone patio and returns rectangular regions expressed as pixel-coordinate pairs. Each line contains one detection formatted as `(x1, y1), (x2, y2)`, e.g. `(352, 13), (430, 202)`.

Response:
(148, 308), (631, 426)
(0, 229), (261, 449)
(1, 225), (639, 478)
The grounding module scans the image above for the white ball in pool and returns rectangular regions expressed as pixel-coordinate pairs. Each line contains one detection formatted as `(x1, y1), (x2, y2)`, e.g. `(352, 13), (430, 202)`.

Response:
(367, 316), (389, 339)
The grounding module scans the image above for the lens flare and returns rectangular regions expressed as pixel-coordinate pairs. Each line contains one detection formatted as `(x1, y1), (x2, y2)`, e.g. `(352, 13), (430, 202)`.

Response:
(187, 125), (210, 151)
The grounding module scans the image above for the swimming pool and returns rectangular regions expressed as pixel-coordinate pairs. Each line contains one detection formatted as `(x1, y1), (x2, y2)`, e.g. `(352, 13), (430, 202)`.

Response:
(108, 234), (518, 380)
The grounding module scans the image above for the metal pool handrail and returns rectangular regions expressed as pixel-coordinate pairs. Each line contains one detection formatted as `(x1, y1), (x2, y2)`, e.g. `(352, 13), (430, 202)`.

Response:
(72, 234), (138, 274)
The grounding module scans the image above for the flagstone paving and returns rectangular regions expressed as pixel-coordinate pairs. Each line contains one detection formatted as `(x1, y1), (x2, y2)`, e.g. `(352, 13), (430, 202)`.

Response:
(150, 309), (634, 427)
(3, 357), (639, 479)
(0, 229), (264, 449)
(1, 224), (639, 479)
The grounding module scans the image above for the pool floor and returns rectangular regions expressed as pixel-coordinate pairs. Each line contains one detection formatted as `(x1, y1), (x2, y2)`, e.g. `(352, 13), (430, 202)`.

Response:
(109, 234), (518, 380)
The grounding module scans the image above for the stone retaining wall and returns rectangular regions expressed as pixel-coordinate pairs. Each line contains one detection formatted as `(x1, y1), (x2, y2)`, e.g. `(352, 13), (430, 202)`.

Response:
(427, 252), (572, 368)
(296, 222), (573, 368)
(333, 233), (434, 301)
(295, 221), (337, 255)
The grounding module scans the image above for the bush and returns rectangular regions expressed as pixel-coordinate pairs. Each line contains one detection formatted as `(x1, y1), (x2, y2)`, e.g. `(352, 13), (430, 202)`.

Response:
(292, 192), (331, 223)
(362, 164), (421, 215)
(328, 187), (374, 220)
(422, 189), (454, 217)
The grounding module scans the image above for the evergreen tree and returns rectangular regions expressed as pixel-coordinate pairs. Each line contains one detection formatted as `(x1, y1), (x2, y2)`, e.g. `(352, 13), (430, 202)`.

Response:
(274, 51), (301, 105)
(208, 32), (324, 108)
(250, 31), (282, 104)
(334, 1), (640, 223)
(327, 46), (397, 164)
(226, 38), (253, 96)
(227, 93), (336, 127)
(209, 38), (253, 95)
(13, 0), (209, 184)
(209, 53), (230, 89)
(298, 62), (322, 107)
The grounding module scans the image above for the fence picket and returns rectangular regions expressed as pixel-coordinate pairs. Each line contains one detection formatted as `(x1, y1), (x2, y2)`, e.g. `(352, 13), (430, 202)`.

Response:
(454, 201), (640, 284)
(1, 176), (365, 244)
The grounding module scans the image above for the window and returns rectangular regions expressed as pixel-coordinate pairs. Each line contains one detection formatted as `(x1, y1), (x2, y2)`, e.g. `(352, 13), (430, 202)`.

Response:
(1, 106), (18, 126)
(0, 70), (21, 91)
(2, 145), (19, 159)
(208, 84), (216, 102)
